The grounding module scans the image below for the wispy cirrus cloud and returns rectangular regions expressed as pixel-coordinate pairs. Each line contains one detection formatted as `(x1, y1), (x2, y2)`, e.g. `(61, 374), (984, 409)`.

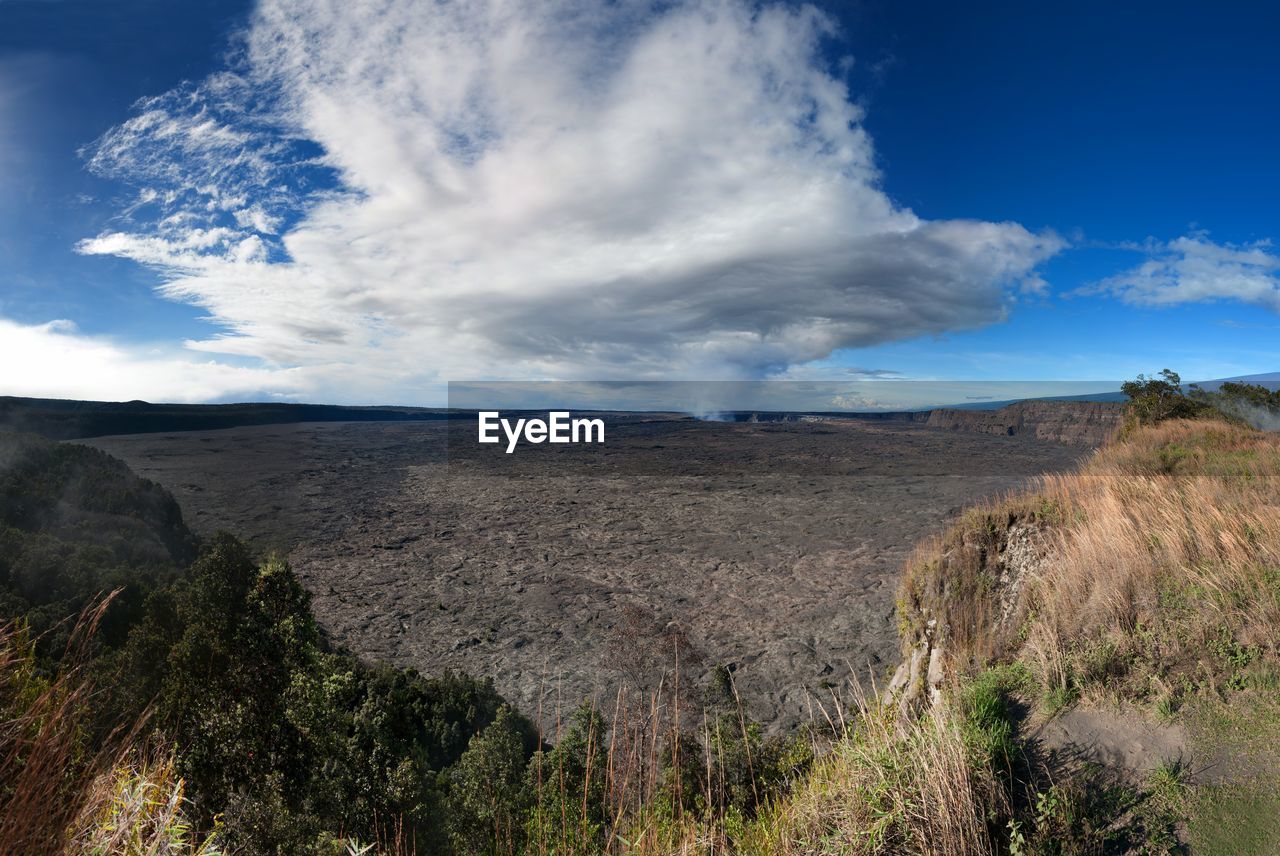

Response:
(73, 0), (1066, 402)
(1086, 234), (1280, 312)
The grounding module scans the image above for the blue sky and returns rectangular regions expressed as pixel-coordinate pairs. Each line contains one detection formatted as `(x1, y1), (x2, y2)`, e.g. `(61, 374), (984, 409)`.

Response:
(1, 0), (1278, 405)
(1, 1), (254, 340)
(824, 0), (1280, 382)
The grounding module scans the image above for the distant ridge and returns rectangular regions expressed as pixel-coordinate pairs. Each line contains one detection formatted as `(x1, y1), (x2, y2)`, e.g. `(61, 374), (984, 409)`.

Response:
(877, 372), (1280, 412)
(0, 396), (455, 440)
(3, 372), (1275, 441)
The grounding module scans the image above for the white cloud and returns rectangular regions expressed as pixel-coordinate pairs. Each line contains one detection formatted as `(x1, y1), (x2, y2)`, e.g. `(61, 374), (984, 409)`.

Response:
(0, 318), (304, 403)
(75, 0), (1065, 402)
(1089, 234), (1280, 311)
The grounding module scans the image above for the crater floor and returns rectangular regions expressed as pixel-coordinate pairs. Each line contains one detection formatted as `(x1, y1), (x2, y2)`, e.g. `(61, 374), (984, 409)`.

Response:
(87, 417), (1085, 730)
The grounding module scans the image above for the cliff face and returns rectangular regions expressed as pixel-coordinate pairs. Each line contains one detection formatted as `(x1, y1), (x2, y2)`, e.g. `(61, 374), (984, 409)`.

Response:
(923, 401), (1124, 447)
(741, 401), (1125, 446)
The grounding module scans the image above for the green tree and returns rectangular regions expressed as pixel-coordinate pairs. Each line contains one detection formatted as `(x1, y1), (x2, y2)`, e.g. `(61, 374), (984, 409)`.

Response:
(1121, 369), (1214, 426)
(525, 703), (608, 853)
(447, 706), (531, 855)
(160, 536), (317, 824)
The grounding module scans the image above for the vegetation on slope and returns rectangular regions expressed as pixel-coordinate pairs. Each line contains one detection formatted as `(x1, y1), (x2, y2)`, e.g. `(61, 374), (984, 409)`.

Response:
(632, 374), (1280, 854)
(0, 431), (196, 652)
(1, 433), (812, 854)
(901, 400), (1280, 711)
(0, 433), (527, 853)
(4, 375), (1278, 853)
(884, 378), (1280, 854)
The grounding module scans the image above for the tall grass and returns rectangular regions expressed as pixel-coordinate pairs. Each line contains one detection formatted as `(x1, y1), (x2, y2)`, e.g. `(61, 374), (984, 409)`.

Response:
(520, 676), (999, 856)
(521, 663), (822, 855)
(66, 751), (221, 856)
(741, 696), (997, 856)
(0, 599), (116, 852)
(0, 598), (215, 855)
(901, 417), (1280, 702)
(1026, 420), (1280, 698)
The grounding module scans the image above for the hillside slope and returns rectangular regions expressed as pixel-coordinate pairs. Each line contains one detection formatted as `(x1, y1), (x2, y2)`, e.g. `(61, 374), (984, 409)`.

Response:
(0, 431), (198, 648)
(0, 435), (531, 854)
(757, 417), (1280, 854)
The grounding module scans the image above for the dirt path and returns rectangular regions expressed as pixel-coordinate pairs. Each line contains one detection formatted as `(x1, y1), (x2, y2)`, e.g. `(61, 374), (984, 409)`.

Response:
(1033, 707), (1189, 780)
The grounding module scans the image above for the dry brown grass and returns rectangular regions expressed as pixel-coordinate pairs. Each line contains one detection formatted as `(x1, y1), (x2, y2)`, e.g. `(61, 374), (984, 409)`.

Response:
(1026, 420), (1280, 696)
(901, 417), (1280, 700)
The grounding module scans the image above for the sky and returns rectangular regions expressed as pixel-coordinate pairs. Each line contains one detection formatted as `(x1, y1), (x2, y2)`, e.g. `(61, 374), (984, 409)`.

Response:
(1, 0), (1278, 406)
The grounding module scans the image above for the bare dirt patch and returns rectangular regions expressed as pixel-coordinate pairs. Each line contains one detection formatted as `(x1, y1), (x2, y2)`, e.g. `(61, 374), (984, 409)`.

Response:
(85, 417), (1085, 730)
(1033, 707), (1189, 780)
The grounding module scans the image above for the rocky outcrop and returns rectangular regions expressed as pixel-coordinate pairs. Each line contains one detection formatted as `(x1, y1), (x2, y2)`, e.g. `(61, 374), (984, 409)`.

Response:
(994, 523), (1052, 627)
(885, 618), (946, 716)
(924, 401), (1124, 447)
(886, 513), (1054, 717)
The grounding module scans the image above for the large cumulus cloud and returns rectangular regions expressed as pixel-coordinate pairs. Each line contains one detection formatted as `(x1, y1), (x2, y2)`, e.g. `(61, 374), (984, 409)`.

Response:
(77, 0), (1064, 401)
